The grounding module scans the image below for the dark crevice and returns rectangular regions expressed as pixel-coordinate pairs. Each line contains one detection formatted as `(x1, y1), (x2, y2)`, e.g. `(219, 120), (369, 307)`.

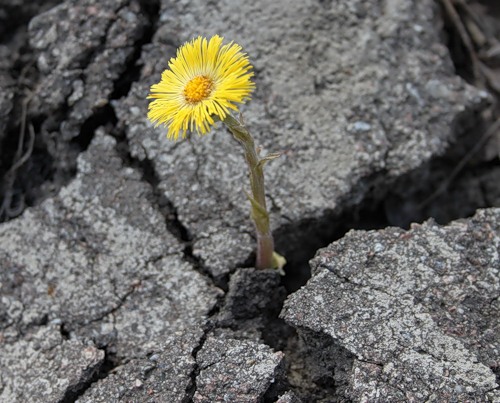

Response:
(0, 12), (51, 222)
(0, 1), (61, 45)
(280, 328), (356, 402)
(72, 104), (117, 151)
(3, 101), (119, 219)
(438, 0), (500, 94)
(59, 323), (70, 340)
(183, 283), (225, 402)
(494, 367), (500, 390)
(0, 120), (55, 219)
(275, 203), (389, 293)
(438, 0), (475, 84)
(110, 0), (159, 100)
(182, 324), (211, 403)
(275, 108), (498, 295)
(262, 360), (289, 403)
(1, 0), (104, 221)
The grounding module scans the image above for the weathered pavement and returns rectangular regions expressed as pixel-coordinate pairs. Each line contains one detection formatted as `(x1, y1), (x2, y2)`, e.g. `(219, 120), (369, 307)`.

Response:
(0, 0), (499, 401)
(115, 0), (487, 280)
(282, 208), (500, 401)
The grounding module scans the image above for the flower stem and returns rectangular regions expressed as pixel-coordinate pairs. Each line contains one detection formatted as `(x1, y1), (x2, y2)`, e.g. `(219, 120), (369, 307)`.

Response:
(223, 114), (279, 270)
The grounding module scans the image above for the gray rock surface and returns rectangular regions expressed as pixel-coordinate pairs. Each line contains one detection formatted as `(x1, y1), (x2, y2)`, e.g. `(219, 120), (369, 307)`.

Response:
(28, 0), (146, 138)
(282, 208), (500, 402)
(114, 0), (487, 279)
(193, 334), (285, 402)
(0, 325), (104, 403)
(76, 330), (203, 403)
(1, 0), (499, 401)
(275, 391), (303, 403)
(20, 0), (147, 192)
(0, 130), (222, 401)
(77, 329), (288, 403)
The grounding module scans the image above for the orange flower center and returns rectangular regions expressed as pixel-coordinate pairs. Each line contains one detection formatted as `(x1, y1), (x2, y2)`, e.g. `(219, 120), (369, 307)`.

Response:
(184, 75), (213, 104)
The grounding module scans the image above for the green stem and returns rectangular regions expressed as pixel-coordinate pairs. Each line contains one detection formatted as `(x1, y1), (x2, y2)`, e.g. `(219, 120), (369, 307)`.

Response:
(223, 114), (274, 269)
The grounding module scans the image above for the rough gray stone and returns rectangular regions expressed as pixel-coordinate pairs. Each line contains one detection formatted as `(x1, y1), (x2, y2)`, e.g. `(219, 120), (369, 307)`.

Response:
(28, 0), (146, 137)
(193, 334), (285, 402)
(0, 130), (222, 399)
(1, 0), (498, 401)
(0, 324), (104, 403)
(281, 208), (500, 402)
(1, 130), (172, 340)
(21, 0), (147, 193)
(275, 390), (303, 403)
(77, 251), (223, 359)
(76, 330), (203, 403)
(114, 0), (488, 279)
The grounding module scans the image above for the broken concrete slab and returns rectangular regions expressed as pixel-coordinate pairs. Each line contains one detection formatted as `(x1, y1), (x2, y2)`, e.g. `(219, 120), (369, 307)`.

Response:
(0, 324), (104, 403)
(27, 0), (146, 137)
(1, 0), (499, 401)
(1, 131), (179, 341)
(281, 208), (500, 402)
(0, 130), (222, 400)
(78, 332), (286, 402)
(193, 334), (285, 402)
(114, 0), (488, 279)
(14, 0), (148, 206)
(78, 253), (223, 359)
(76, 330), (203, 403)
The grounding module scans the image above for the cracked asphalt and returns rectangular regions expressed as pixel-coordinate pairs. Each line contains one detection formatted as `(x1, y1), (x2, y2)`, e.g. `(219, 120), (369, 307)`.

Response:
(0, 0), (499, 401)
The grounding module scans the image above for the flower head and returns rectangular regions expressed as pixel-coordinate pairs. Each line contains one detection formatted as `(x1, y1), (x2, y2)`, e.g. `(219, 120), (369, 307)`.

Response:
(147, 35), (255, 140)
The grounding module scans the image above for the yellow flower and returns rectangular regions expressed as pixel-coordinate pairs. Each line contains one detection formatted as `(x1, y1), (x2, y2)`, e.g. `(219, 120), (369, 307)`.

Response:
(147, 35), (255, 140)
